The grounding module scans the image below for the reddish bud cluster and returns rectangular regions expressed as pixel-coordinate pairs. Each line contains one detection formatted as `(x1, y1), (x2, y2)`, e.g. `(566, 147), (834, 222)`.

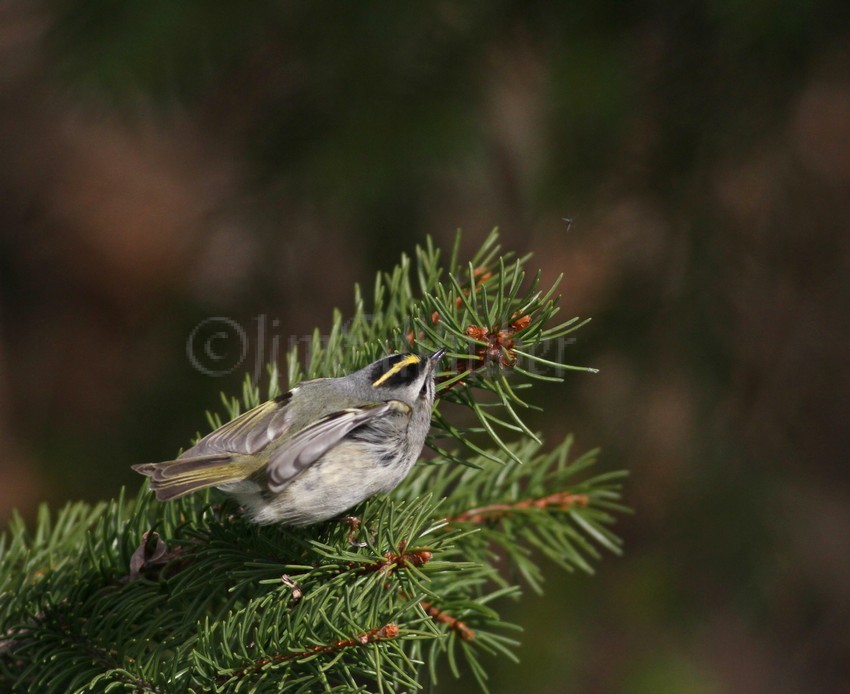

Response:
(409, 264), (535, 391)
(363, 540), (433, 575)
(434, 311), (532, 396)
(463, 310), (531, 369)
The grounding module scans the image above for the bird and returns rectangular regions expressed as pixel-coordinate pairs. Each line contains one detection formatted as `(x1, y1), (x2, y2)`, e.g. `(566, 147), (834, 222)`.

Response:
(132, 349), (445, 525)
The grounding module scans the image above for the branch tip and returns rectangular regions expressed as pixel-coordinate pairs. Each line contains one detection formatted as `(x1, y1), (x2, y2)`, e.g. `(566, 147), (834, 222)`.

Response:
(420, 601), (475, 641)
(448, 491), (590, 524)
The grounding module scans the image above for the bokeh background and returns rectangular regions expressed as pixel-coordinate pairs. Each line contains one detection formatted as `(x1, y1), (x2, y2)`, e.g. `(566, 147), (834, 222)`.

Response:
(1, 2), (849, 691)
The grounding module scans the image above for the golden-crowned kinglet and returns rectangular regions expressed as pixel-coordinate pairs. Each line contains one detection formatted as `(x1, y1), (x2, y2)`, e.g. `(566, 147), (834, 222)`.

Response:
(133, 349), (445, 525)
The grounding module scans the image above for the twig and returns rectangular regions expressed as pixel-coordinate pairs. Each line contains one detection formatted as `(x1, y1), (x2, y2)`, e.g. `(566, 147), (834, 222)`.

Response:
(330, 540), (433, 576)
(367, 541), (432, 574)
(419, 601), (475, 641)
(446, 491), (589, 524)
(219, 624), (400, 682)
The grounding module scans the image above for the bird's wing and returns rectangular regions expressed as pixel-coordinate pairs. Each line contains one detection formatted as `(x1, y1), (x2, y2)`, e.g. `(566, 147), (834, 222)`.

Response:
(179, 392), (295, 458)
(266, 400), (411, 492)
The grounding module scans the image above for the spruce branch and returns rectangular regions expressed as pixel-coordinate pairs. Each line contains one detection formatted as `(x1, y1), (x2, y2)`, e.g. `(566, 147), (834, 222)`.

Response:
(217, 623), (401, 686)
(1, 229), (628, 692)
(419, 601), (475, 642)
(446, 490), (590, 524)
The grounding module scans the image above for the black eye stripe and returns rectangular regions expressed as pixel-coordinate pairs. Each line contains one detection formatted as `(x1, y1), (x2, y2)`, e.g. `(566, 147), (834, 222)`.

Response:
(371, 355), (423, 387)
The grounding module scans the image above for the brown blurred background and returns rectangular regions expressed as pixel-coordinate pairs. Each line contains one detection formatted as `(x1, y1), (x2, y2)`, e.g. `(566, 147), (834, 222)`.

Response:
(1, 1), (849, 691)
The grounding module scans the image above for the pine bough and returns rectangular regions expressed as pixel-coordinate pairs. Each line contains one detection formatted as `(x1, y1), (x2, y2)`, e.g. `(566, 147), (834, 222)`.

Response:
(0, 230), (628, 692)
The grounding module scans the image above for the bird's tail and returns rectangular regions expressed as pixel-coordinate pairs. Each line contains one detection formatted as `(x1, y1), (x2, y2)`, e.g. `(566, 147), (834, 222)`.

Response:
(132, 455), (259, 501)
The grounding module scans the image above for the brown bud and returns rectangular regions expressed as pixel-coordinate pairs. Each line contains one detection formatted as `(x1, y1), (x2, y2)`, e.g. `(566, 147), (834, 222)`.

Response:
(511, 314), (531, 331)
(466, 325), (488, 341)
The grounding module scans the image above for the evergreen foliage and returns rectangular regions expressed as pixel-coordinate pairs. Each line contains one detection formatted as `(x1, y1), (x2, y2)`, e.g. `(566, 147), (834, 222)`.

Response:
(0, 231), (628, 692)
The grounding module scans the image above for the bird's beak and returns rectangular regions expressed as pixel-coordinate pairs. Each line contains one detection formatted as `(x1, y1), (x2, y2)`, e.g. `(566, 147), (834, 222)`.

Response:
(429, 348), (447, 363)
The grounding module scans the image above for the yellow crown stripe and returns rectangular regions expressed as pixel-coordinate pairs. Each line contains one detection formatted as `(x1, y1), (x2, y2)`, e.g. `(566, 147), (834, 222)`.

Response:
(372, 355), (421, 387)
